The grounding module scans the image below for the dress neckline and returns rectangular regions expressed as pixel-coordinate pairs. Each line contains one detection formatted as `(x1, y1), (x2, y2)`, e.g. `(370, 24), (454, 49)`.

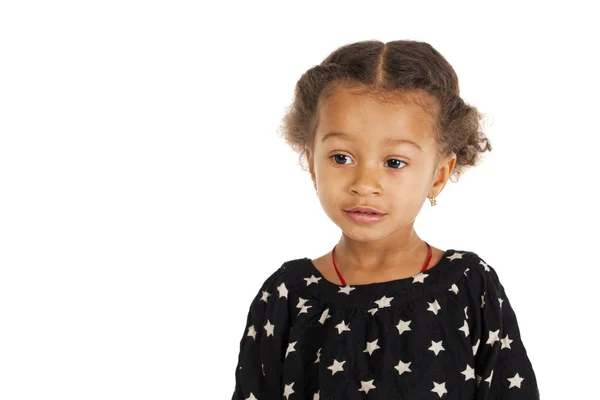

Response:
(283, 249), (473, 310)
(331, 242), (434, 286)
(307, 248), (451, 289)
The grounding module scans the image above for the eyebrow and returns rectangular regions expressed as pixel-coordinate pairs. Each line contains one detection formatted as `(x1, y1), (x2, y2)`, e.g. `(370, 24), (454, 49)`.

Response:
(320, 131), (422, 151)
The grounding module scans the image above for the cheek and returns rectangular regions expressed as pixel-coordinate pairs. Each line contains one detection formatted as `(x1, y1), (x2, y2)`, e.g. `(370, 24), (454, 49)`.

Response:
(402, 172), (432, 193)
(387, 182), (429, 207)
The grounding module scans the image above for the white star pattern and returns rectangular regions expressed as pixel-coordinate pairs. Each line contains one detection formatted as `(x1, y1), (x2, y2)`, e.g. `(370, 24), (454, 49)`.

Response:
(449, 284), (459, 294)
(298, 304), (312, 315)
(260, 291), (271, 303)
(461, 364), (475, 381)
(283, 383), (295, 399)
(335, 320), (351, 334)
(277, 283), (288, 298)
(327, 359), (345, 375)
(359, 379), (376, 394)
(427, 299), (441, 315)
(234, 254), (537, 398)
(507, 372), (525, 388)
(319, 308), (331, 324)
(296, 297), (309, 308)
(364, 339), (380, 355)
(479, 260), (490, 271)
(458, 320), (470, 337)
(485, 370), (494, 385)
(501, 334), (513, 349)
(264, 320), (274, 337)
(395, 360), (412, 375)
(429, 340), (445, 356)
(285, 341), (297, 358)
(412, 272), (428, 283)
(374, 295), (393, 308)
(396, 319), (412, 335)
(247, 325), (257, 340)
(304, 275), (322, 286)
(338, 285), (355, 295)
(296, 297), (312, 315)
(431, 382), (448, 397)
(486, 329), (500, 346)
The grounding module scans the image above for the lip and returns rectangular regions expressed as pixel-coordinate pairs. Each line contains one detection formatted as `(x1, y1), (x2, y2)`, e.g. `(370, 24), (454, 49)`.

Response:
(344, 206), (385, 215)
(344, 210), (387, 224)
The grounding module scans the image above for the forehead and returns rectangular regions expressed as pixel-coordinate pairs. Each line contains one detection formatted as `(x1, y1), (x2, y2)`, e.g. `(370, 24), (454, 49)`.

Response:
(315, 86), (438, 144)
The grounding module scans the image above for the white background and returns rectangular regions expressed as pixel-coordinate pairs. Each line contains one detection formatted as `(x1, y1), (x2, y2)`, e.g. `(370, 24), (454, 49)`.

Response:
(1, 1), (597, 398)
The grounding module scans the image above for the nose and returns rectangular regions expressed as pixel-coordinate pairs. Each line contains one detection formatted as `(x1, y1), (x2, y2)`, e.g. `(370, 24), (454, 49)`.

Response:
(349, 166), (382, 196)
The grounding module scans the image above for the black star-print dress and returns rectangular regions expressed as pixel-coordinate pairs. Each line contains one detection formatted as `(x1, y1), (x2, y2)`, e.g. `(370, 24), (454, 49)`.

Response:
(231, 249), (540, 399)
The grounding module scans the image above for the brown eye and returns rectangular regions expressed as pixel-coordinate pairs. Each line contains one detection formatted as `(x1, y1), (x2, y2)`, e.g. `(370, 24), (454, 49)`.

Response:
(387, 159), (407, 169)
(331, 154), (352, 165)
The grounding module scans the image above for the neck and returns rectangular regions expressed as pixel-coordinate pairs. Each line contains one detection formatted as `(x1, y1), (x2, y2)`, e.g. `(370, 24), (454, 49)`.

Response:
(334, 228), (426, 273)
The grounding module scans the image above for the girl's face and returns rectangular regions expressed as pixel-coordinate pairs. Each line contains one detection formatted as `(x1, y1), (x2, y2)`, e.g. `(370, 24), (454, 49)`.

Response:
(306, 85), (456, 243)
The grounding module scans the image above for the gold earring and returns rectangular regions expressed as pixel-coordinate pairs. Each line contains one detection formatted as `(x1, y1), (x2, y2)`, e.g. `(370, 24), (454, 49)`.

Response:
(429, 196), (437, 206)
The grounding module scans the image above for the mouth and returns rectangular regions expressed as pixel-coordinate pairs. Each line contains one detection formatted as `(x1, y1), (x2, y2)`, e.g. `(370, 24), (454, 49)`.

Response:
(344, 207), (386, 215)
(344, 210), (387, 224)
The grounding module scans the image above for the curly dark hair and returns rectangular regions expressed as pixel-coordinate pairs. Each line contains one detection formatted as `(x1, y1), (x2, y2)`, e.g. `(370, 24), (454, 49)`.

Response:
(277, 40), (492, 182)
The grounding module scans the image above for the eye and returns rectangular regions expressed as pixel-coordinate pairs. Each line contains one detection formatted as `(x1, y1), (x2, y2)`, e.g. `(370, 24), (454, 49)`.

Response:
(386, 159), (407, 169)
(331, 154), (352, 165)
(329, 154), (407, 169)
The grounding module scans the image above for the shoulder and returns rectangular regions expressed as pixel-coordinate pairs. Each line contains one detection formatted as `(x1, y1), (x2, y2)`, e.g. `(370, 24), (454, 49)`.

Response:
(456, 250), (506, 296)
(252, 257), (309, 296)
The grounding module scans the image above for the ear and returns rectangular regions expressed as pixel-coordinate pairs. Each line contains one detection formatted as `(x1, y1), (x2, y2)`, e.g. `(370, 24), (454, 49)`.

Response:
(429, 152), (457, 197)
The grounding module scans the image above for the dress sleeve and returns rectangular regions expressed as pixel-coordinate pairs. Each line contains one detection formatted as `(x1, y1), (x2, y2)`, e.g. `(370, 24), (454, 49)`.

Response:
(473, 262), (540, 399)
(232, 267), (291, 400)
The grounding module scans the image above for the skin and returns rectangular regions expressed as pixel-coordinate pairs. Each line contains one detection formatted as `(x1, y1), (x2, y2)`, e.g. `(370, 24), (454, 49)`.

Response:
(305, 85), (457, 285)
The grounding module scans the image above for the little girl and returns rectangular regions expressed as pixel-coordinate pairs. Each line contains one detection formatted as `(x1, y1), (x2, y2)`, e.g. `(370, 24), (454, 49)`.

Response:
(231, 40), (539, 399)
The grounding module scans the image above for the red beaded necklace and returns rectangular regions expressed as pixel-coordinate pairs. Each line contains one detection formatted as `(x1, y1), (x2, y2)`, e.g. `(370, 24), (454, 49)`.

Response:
(331, 241), (433, 286)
